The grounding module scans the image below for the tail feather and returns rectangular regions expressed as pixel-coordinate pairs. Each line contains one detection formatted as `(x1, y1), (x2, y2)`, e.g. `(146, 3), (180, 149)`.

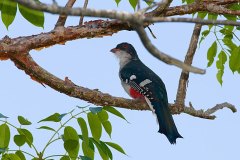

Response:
(153, 102), (183, 144)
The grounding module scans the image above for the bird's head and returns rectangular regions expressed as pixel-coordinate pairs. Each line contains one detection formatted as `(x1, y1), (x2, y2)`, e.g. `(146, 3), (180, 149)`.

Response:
(110, 43), (139, 61)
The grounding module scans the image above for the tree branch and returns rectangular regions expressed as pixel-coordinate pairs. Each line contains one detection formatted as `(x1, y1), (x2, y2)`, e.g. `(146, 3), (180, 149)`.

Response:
(6, 51), (236, 120)
(55, 0), (76, 28)
(134, 25), (205, 74)
(79, 0), (89, 25)
(0, 21), (130, 56)
(175, 23), (202, 112)
(162, 0), (240, 17)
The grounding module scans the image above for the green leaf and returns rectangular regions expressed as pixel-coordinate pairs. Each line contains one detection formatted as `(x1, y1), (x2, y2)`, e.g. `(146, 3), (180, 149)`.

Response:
(2, 153), (21, 160)
(229, 3), (240, 10)
(90, 139), (109, 160)
(0, 124), (10, 150)
(208, 13), (218, 29)
(216, 51), (227, 85)
(63, 126), (79, 160)
(201, 30), (210, 37)
(14, 135), (26, 147)
(144, 0), (154, 6)
(0, 0), (2, 10)
(224, 14), (237, 21)
(115, 0), (121, 6)
(82, 141), (94, 160)
(198, 12), (207, 19)
(17, 128), (33, 147)
(89, 107), (102, 114)
(38, 113), (61, 123)
(18, 0), (44, 28)
(208, 13), (218, 20)
(18, 116), (32, 125)
(105, 142), (126, 155)
(80, 156), (92, 160)
(222, 36), (237, 51)
(129, 0), (138, 10)
(102, 121), (112, 138)
(216, 51), (227, 69)
(59, 113), (68, 120)
(207, 41), (217, 67)
(64, 139), (79, 151)
(224, 25), (234, 32)
(0, 113), (8, 119)
(1, 0), (17, 29)
(199, 29), (210, 46)
(97, 110), (108, 122)
(216, 69), (224, 85)
(103, 107), (128, 122)
(100, 142), (113, 160)
(60, 156), (71, 160)
(77, 117), (89, 145)
(229, 47), (240, 73)
(185, 0), (194, 4)
(37, 126), (55, 132)
(87, 112), (102, 141)
(15, 150), (26, 160)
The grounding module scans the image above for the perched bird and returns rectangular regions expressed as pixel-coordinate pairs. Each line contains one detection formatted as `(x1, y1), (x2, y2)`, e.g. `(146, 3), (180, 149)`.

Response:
(110, 42), (182, 144)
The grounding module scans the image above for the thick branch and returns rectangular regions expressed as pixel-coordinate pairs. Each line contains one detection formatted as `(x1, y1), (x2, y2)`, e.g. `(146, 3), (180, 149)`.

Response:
(162, 0), (240, 17)
(175, 23), (202, 111)
(0, 21), (130, 55)
(150, 0), (173, 15)
(7, 52), (236, 120)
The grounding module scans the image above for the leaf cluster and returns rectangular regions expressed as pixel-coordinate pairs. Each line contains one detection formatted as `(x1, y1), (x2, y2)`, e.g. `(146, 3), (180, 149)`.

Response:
(197, 4), (240, 85)
(0, 0), (44, 29)
(0, 106), (127, 160)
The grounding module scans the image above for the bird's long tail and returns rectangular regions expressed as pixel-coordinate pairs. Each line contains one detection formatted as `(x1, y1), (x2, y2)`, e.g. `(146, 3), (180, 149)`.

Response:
(152, 101), (183, 144)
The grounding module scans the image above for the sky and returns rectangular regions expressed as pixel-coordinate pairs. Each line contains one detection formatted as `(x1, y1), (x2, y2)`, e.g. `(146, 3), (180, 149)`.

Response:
(1, 0), (240, 160)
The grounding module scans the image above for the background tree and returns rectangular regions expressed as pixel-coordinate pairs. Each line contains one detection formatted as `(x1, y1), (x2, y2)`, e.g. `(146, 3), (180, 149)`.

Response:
(0, 0), (239, 160)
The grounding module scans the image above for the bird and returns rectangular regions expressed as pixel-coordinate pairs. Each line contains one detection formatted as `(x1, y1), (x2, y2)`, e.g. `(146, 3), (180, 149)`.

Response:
(110, 42), (182, 144)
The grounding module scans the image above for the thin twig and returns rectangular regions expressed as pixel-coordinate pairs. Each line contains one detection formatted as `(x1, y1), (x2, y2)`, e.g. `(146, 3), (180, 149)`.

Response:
(55, 0), (76, 28)
(205, 102), (237, 114)
(79, 0), (89, 25)
(175, 23), (202, 112)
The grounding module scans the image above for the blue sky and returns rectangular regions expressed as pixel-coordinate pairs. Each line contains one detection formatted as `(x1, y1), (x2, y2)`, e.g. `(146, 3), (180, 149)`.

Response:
(1, 0), (240, 159)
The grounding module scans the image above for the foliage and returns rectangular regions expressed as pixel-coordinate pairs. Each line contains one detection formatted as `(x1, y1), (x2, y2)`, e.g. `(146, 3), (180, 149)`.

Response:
(0, 0), (44, 29)
(0, 106), (127, 160)
(197, 5), (240, 85)
(114, 0), (153, 9)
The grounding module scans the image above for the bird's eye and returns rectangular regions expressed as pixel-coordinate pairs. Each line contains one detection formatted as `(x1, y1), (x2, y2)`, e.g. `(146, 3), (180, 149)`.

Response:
(122, 44), (128, 49)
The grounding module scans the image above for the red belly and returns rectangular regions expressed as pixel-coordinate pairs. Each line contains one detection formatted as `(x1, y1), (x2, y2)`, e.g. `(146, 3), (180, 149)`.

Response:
(129, 88), (144, 99)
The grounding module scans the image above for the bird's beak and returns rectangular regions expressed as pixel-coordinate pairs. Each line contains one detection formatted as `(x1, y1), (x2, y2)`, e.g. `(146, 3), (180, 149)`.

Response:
(110, 48), (119, 53)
